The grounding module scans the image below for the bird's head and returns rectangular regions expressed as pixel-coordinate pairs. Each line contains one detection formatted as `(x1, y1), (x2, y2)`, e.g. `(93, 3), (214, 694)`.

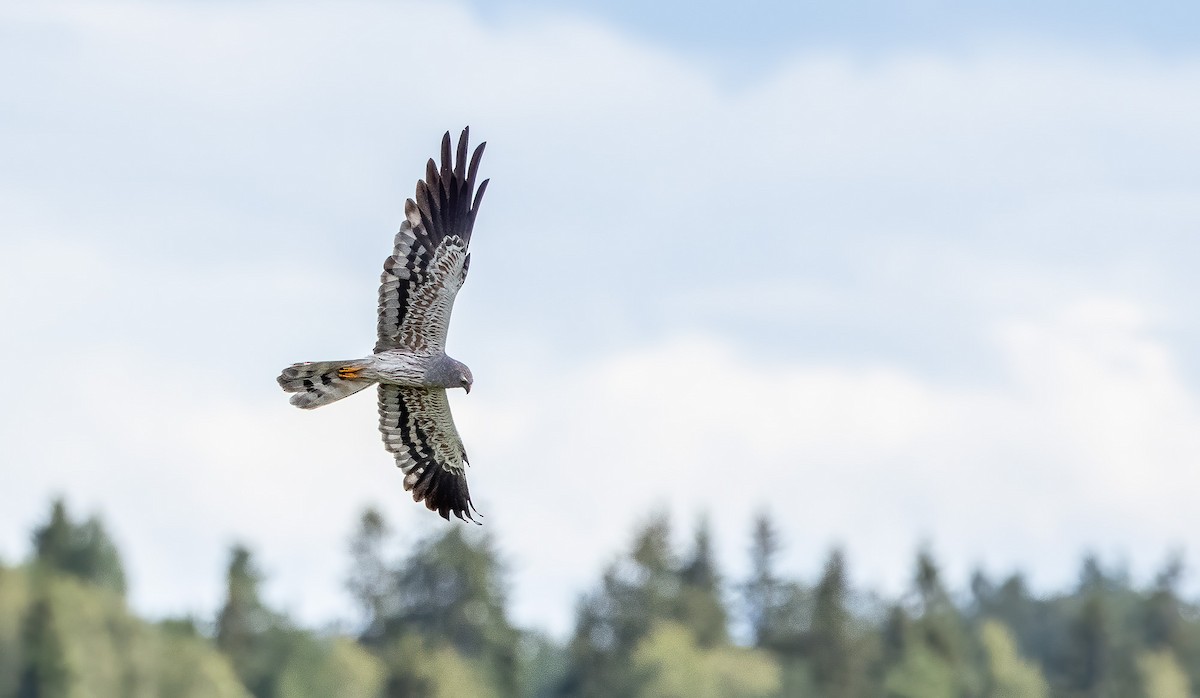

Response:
(427, 355), (473, 394)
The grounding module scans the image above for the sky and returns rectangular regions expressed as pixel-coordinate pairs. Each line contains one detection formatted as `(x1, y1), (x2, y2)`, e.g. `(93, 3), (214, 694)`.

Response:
(3, 0), (1200, 638)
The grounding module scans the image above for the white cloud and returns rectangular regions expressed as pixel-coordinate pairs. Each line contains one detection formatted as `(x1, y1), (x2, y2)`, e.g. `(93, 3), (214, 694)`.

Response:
(474, 298), (1200, 633)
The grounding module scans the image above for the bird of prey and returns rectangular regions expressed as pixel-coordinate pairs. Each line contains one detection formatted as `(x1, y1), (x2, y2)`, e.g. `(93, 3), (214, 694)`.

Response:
(278, 127), (488, 522)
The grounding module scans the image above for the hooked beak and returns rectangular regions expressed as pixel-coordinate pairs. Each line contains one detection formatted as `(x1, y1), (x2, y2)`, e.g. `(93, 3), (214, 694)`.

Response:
(464, 383), (471, 394)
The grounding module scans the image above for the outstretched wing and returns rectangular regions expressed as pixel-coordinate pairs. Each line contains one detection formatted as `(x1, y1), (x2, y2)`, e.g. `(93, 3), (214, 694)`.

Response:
(376, 127), (488, 353)
(378, 384), (477, 521)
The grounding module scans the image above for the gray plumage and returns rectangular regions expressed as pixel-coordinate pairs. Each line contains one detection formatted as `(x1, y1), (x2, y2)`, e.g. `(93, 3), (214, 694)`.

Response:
(278, 128), (488, 522)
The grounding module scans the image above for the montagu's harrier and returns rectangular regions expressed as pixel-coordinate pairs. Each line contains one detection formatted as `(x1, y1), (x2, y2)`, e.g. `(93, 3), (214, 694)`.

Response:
(278, 128), (488, 522)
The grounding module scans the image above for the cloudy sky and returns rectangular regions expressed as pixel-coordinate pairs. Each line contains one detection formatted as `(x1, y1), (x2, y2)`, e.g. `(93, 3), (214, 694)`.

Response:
(3, 0), (1200, 637)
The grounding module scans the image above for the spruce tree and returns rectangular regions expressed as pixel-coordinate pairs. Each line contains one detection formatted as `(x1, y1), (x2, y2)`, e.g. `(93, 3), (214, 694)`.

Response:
(741, 512), (784, 648)
(31, 498), (126, 595)
(1069, 594), (1112, 697)
(215, 545), (275, 696)
(677, 516), (727, 647)
(386, 526), (519, 696)
(346, 507), (393, 644)
(1143, 552), (1185, 652)
(559, 513), (680, 697)
(16, 593), (71, 698)
(810, 548), (854, 698)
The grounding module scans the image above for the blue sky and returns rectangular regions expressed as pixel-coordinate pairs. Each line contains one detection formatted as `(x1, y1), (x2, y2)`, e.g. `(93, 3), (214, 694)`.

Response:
(472, 0), (1200, 60)
(3, 0), (1200, 637)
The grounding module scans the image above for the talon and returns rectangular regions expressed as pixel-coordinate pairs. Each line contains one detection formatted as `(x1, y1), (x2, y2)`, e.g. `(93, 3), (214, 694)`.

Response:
(337, 366), (362, 380)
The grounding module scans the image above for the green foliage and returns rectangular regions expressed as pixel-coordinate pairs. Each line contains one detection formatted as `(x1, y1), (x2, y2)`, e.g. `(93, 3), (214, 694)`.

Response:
(210, 544), (392, 698)
(809, 548), (855, 698)
(677, 517), (727, 647)
(30, 498), (126, 596)
(149, 629), (254, 698)
(378, 632), (500, 698)
(631, 622), (779, 698)
(274, 636), (385, 698)
(741, 512), (785, 649)
(1067, 592), (1115, 696)
(561, 512), (748, 696)
(1143, 553), (1186, 653)
(971, 571), (1056, 664)
(559, 512), (680, 696)
(740, 512), (808, 656)
(1, 567), (249, 698)
(1137, 650), (1191, 698)
(902, 550), (979, 695)
(517, 631), (569, 698)
(883, 644), (957, 698)
(215, 545), (280, 697)
(777, 660), (817, 698)
(383, 525), (520, 695)
(911, 549), (970, 666)
(0, 567), (30, 698)
(17, 591), (71, 698)
(346, 507), (392, 644)
(14, 498), (1200, 698)
(979, 619), (1048, 698)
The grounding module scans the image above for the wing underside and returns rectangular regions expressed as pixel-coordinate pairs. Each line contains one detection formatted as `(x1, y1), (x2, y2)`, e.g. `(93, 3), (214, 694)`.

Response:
(377, 384), (476, 522)
(376, 128), (488, 353)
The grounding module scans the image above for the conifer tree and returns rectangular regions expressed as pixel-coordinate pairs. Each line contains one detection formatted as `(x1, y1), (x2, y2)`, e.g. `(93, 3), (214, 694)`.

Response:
(677, 516), (727, 647)
(1068, 593), (1112, 697)
(979, 620), (1049, 698)
(1144, 552), (1185, 653)
(346, 507), (393, 644)
(16, 593), (71, 698)
(741, 512), (784, 648)
(810, 548), (854, 698)
(387, 526), (519, 696)
(912, 549), (965, 664)
(559, 513), (680, 697)
(31, 498), (126, 595)
(215, 545), (276, 696)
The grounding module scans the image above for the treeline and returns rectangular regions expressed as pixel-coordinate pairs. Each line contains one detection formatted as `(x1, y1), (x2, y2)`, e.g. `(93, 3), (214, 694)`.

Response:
(1, 499), (1197, 697)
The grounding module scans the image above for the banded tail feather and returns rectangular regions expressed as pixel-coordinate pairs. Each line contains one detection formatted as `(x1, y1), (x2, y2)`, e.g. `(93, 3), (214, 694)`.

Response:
(277, 360), (374, 409)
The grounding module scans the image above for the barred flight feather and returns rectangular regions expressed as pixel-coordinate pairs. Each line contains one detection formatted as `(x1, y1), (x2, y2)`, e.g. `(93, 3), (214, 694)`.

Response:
(376, 127), (487, 354)
(378, 384), (476, 522)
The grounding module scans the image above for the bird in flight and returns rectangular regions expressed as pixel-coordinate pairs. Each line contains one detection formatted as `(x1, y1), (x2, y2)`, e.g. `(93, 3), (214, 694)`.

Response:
(278, 127), (488, 522)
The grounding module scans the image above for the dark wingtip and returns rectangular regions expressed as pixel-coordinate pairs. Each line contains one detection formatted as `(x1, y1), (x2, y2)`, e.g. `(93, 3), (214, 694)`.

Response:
(440, 131), (452, 170)
(469, 179), (490, 228)
(467, 142), (486, 185)
(410, 463), (480, 524)
(425, 158), (438, 186)
(455, 128), (469, 180)
(409, 129), (488, 246)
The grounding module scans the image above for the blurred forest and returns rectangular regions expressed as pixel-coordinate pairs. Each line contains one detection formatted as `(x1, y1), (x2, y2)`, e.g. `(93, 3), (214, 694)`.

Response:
(3, 499), (1198, 698)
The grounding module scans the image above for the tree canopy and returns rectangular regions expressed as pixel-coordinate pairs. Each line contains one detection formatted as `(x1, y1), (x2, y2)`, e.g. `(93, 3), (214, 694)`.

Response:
(3, 498), (1198, 697)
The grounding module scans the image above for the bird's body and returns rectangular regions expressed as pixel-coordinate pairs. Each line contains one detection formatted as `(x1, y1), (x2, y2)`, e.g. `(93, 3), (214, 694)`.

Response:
(278, 128), (488, 522)
(372, 349), (448, 387)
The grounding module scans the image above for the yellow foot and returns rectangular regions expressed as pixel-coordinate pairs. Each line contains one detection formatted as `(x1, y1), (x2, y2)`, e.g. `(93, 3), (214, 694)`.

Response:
(337, 366), (362, 380)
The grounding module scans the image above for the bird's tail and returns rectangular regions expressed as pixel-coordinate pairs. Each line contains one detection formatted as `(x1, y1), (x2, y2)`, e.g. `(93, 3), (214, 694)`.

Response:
(277, 360), (374, 409)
